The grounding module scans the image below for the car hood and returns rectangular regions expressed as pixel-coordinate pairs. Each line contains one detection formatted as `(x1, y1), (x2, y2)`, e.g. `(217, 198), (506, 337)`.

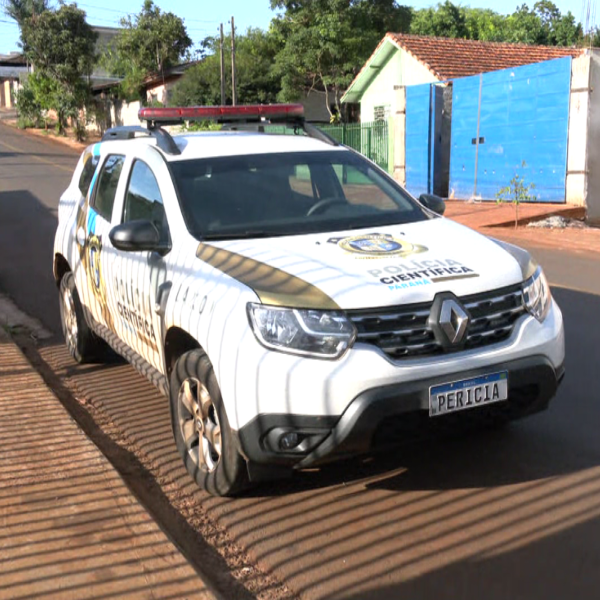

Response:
(196, 219), (528, 310)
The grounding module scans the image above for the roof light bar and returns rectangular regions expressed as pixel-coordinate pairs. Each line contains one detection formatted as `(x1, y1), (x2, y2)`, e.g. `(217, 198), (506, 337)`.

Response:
(138, 104), (304, 124)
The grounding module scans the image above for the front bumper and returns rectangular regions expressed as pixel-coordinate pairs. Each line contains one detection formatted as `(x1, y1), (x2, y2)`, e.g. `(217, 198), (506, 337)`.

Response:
(237, 354), (564, 468)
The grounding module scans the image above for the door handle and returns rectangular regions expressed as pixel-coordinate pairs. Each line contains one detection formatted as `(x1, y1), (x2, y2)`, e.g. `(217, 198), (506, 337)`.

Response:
(76, 227), (86, 246)
(154, 281), (172, 316)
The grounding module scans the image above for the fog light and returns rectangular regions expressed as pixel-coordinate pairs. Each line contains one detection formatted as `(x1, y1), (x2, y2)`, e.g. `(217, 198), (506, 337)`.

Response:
(279, 432), (301, 451)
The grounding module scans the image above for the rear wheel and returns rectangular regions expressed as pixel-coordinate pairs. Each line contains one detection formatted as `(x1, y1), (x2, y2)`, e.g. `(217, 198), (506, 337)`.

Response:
(59, 272), (110, 363)
(170, 349), (250, 496)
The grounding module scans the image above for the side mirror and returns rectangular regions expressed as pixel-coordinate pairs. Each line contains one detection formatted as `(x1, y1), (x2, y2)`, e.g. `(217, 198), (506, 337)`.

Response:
(109, 219), (171, 254)
(419, 193), (446, 216)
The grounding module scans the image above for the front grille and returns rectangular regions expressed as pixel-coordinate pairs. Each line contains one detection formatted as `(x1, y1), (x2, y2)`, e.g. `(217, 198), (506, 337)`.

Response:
(347, 284), (527, 360)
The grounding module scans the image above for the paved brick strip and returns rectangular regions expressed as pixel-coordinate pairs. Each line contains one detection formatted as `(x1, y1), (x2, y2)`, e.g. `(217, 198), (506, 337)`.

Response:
(0, 329), (216, 600)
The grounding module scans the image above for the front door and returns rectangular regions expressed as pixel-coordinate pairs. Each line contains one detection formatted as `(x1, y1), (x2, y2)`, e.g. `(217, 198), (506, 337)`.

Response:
(110, 156), (170, 372)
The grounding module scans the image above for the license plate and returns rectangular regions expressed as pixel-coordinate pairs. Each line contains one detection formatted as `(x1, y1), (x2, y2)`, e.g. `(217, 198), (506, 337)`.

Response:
(429, 372), (508, 417)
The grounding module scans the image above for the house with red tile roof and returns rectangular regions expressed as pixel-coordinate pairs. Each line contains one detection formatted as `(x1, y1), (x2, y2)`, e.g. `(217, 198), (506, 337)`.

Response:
(342, 33), (585, 122)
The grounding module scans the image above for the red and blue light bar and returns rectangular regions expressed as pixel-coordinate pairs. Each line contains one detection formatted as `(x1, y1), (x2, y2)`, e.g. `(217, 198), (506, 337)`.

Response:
(138, 104), (304, 124)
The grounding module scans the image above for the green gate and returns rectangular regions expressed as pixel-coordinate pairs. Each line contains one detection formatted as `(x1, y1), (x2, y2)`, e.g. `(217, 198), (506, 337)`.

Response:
(319, 120), (390, 173)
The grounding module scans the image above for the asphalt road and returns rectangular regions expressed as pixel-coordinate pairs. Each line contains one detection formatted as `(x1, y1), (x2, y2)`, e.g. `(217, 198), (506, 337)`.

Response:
(2, 122), (600, 600)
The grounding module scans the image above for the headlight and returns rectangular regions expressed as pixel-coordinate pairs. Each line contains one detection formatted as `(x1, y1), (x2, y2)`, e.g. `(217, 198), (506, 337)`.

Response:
(522, 267), (551, 322)
(247, 303), (356, 359)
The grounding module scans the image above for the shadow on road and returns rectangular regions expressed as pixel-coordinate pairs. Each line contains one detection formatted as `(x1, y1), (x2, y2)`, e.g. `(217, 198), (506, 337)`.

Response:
(2, 180), (599, 600)
(33, 285), (600, 600)
(0, 190), (61, 335)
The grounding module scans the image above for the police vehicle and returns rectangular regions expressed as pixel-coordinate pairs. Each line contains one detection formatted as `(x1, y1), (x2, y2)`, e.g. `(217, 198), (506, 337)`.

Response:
(53, 104), (565, 496)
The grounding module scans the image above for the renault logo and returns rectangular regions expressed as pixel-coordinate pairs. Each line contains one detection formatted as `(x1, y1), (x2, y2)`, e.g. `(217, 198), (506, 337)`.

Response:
(439, 299), (469, 345)
(428, 294), (470, 348)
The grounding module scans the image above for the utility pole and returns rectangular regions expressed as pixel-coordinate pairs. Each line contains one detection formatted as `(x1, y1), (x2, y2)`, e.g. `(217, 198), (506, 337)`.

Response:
(230, 16), (237, 106)
(219, 23), (225, 105)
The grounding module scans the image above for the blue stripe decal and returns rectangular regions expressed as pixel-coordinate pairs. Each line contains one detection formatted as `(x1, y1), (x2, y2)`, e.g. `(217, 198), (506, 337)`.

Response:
(92, 143), (101, 157)
(87, 208), (97, 234)
(88, 169), (99, 197)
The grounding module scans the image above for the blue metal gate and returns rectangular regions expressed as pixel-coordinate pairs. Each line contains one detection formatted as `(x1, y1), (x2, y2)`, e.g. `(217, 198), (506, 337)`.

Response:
(449, 56), (572, 203)
(405, 83), (447, 198)
(405, 84), (432, 197)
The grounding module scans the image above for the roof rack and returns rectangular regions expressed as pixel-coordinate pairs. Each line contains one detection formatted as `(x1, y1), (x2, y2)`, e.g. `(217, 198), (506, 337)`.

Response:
(101, 124), (181, 155)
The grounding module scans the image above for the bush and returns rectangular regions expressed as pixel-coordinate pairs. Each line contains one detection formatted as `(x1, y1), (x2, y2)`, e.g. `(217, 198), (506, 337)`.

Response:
(15, 82), (43, 128)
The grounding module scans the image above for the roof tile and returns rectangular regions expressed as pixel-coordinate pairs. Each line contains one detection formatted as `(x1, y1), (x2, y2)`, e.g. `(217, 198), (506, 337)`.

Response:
(387, 33), (584, 80)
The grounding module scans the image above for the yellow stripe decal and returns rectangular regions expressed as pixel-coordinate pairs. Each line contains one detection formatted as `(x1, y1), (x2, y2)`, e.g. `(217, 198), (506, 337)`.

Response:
(196, 243), (340, 310)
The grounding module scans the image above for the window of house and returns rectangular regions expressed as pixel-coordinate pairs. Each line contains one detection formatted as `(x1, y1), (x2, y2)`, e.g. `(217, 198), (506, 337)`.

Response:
(374, 105), (389, 122)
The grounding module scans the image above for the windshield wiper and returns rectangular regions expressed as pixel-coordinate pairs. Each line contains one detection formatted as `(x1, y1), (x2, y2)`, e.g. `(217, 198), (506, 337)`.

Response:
(201, 230), (288, 240)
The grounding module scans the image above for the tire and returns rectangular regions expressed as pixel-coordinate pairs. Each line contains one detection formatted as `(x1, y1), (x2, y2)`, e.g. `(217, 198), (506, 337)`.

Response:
(59, 272), (110, 363)
(170, 349), (250, 496)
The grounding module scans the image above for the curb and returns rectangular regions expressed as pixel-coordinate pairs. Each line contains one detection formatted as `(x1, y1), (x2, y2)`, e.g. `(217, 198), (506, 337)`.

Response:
(0, 327), (218, 599)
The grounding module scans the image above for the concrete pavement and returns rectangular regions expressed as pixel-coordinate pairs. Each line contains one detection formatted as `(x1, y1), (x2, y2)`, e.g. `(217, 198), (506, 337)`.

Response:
(0, 327), (217, 600)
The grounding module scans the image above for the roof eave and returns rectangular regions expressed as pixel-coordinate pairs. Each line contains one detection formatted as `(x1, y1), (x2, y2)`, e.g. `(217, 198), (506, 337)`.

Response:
(341, 35), (398, 104)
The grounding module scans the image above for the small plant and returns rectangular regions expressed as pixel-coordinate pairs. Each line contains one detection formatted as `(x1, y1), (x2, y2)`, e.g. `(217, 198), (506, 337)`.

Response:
(496, 161), (537, 228)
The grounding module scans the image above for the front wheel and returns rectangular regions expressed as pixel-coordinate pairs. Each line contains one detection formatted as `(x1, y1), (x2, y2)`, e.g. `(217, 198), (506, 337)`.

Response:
(170, 349), (250, 496)
(59, 272), (110, 363)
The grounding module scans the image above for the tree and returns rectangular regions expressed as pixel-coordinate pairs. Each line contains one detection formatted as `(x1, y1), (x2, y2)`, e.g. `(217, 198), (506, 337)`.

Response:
(504, 2), (581, 46)
(410, 1), (468, 38)
(103, 0), (192, 101)
(2, 0), (51, 55)
(464, 8), (508, 42)
(408, 1), (582, 46)
(2, 0), (50, 25)
(496, 161), (537, 229)
(19, 3), (97, 136)
(270, 0), (411, 119)
(170, 28), (282, 107)
(21, 3), (97, 85)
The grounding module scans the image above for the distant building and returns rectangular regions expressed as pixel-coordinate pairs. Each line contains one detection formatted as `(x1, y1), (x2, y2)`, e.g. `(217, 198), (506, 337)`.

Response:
(0, 53), (27, 109)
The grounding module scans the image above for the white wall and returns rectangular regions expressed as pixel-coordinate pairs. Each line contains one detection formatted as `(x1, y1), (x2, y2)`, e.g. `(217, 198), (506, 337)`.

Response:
(585, 53), (600, 224)
(360, 47), (436, 123)
(86, 97), (142, 133)
(566, 54), (590, 207)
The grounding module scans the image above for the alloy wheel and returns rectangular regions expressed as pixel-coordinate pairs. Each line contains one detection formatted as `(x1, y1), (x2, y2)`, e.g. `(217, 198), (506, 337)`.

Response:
(178, 377), (222, 472)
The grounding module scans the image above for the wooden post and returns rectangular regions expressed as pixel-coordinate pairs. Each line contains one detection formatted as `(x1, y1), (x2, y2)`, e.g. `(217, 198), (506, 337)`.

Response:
(231, 17), (237, 106)
(220, 23), (225, 105)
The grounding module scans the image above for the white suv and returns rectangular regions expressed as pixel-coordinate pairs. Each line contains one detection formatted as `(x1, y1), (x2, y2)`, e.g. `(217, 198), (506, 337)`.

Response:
(53, 105), (565, 496)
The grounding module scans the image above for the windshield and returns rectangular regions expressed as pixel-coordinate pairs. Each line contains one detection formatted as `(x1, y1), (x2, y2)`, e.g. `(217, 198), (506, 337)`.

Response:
(169, 150), (431, 240)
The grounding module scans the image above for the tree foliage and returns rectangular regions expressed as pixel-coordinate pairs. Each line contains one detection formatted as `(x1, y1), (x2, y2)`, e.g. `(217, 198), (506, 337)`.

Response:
(410, 1), (582, 46)
(410, 1), (467, 38)
(170, 28), (282, 107)
(18, 3), (97, 137)
(2, 0), (50, 25)
(103, 0), (191, 101)
(270, 0), (411, 117)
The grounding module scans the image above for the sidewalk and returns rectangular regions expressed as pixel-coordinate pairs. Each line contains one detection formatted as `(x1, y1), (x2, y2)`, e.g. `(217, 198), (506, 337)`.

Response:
(0, 328), (217, 600)
(444, 199), (600, 256)
(444, 199), (586, 229)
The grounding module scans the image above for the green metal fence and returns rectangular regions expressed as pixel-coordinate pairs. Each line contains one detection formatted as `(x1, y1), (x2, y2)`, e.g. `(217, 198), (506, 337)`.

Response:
(319, 120), (390, 173)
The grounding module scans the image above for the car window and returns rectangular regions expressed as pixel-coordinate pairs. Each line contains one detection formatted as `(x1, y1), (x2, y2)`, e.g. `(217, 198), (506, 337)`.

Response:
(169, 151), (428, 240)
(289, 165), (316, 199)
(92, 155), (125, 221)
(79, 155), (99, 197)
(332, 164), (397, 211)
(123, 160), (169, 242)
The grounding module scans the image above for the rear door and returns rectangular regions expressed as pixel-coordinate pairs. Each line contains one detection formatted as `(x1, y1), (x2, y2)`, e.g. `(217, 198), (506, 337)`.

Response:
(76, 153), (126, 335)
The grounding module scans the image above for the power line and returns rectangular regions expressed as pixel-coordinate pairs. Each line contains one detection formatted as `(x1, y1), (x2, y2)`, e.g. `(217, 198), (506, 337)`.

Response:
(76, 1), (220, 23)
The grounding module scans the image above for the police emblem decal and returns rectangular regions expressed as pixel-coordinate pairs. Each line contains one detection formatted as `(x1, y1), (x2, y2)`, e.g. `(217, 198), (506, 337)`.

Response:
(330, 233), (428, 259)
